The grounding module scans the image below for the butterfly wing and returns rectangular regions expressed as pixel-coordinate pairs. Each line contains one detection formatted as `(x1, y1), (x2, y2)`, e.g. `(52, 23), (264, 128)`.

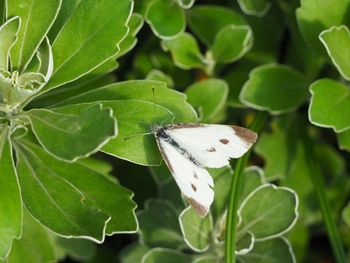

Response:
(156, 137), (214, 217)
(164, 124), (257, 168)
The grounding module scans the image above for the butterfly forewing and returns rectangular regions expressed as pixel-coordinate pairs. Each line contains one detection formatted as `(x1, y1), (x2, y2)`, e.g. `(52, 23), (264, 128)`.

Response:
(154, 124), (257, 217)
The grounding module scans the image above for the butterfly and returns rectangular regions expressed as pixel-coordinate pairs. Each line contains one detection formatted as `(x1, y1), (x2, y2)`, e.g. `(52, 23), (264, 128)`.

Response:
(152, 123), (257, 217)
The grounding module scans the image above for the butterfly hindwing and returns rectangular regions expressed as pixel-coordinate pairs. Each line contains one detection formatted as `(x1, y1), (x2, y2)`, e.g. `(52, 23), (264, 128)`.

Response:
(156, 137), (214, 217)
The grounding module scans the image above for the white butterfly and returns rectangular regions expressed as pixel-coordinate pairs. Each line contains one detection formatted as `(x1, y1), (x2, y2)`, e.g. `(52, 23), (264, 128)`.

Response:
(152, 123), (257, 217)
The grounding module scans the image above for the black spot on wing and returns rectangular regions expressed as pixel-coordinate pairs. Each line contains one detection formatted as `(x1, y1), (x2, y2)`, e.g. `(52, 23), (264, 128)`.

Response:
(220, 139), (230, 145)
(191, 184), (197, 192)
(207, 147), (216, 152)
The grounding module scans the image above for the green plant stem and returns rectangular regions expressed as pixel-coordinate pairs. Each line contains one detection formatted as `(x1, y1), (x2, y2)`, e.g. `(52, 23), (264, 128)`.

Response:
(225, 112), (267, 263)
(302, 130), (347, 263)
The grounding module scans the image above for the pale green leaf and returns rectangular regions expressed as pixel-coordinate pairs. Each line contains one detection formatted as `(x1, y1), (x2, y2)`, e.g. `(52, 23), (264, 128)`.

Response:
(8, 0), (61, 70)
(185, 79), (228, 122)
(138, 200), (184, 249)
(337, 129), (350, 152)
(296, 0), (350, 55)
(237, 0), (271, 17)
(188, 5), (246, 45)
(238, 238), (296, 263)
(44, 0), (132, 91)
(120, 242), (150, 263)
(0, 17), (20, 70)
(142, 248), (192, 263)
(342, 203), (350, 227)
(146, 70), (174, 88)
(177, 0), (195, 9)
(309, 79), (350, 132)
(162, 33), (205, 70)
(0, 127), (22, 260)
(145, 0), (185, 39)
(319, 26), (350, 80)
(238, 184), (298, 239)
(240, 64), (309, 114)
(26, 103), (116, 161)
(179, 207), (213, 252)
(212, 25), (253, 64)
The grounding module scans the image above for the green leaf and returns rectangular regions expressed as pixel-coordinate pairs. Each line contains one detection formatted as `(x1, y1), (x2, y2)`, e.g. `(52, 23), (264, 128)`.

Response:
(236, 232), (254, 256)
(337, 129), (350, 152)
(237, 0), (271, 17)
(0, 17), (20, 71)
(55, 238), (96, 261)
(162, 33), (206, 70)
(212, 25), (253, 64)
(319, 26), (350, 80)
(240, 64), (309, 114)
(44, 0), (132, 91)
(120, 242), (150, 263)
(54, 80), (197, 122)
(255, 117), (298, 180)
(179, 207), (213, 252)
(7, 0), (61, 71)
(177, 0), (195, 9)
(138, 200), (184, 249)
(14, 139), (111, 242)
(142, 248), (192, 263)
(118, 13), (144, 58)
(101, 100), (174, 165)
(146, 69), (174, 88)
(26, 103), (116, 161)
(185, 79), (228, 122)
(0, 127), (22, 260)
(238, 184), (298, 239)
(309, 79), (350, 132)
(343, 203), (350, 227)
(239, 167), (265, 205)
(3, 210), (58, 263)
(296, 0), (350, 55)
(145, 0), (185, 39)
(193, 256), (220, 263)
(188, 5), (246, 45)
(238, 238), (296, 263)
(24, 138), (137, 235)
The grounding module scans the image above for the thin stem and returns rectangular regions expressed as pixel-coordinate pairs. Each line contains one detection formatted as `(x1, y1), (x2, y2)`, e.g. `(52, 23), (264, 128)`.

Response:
(225, 112), (267, 263)
(302, 130), (347, 263)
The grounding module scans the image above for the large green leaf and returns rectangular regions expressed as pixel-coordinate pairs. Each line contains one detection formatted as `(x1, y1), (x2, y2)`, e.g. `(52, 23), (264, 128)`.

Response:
(145, 0), (185, 39)
(238, 184), (298, 240)
(237, 0), (271, 17)
(14, 139), (110, 242)
(187, 5), (246, 45)
(343, 203), (350, 227)
(211, 25), (253, 64)
(7, 0), (61, 71)
(0, 127), (22, 260)
(26, 103), (116, 161)
(0, 17), (20, 71)
(138, 200), (184, 249)
(1, 210), (58, 263)
(185, 79), (228, 122)
(238, 238), (296, 263)
(20, 139), (137, 236)
(101, 100), (174, 166)
(179, 207), (213, 252)
(309, 79), (350, 132)
(240, 64), (309, 114)
(319, 26), (350, 80)
(44, 0), (132, 91)
(54, 80), (197, 122)
(162, 33), (206, 70)
(296, 0), (350, 55)
(142, 248), (192, 263)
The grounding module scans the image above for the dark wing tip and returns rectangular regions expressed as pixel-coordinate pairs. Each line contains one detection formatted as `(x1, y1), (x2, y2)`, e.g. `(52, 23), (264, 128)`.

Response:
(186, 197), (208, 217)
(231, 126), (258, 145)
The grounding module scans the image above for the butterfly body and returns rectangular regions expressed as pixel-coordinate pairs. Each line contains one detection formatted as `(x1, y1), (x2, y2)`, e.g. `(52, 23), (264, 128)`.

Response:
(153, 123), (257, 217)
